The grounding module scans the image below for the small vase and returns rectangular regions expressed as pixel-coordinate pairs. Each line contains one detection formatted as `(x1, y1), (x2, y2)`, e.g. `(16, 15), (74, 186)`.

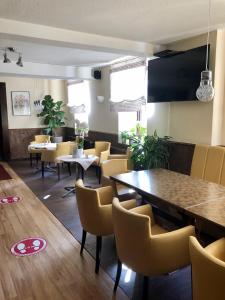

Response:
(73, 148), (83, 158)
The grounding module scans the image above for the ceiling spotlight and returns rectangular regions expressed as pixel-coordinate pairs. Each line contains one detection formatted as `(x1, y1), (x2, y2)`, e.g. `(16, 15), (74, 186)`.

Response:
(3, 52), (11, 63)
(16, 54), (23, 67)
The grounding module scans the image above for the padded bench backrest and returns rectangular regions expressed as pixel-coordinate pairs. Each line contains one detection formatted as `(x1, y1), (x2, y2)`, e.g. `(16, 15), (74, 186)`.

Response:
(190, 144), (209, 179)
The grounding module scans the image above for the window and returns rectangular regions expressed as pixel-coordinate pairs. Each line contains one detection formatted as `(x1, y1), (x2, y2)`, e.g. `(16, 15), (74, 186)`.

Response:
(67, 81), (90, 133)
(110, 61), (147, 141)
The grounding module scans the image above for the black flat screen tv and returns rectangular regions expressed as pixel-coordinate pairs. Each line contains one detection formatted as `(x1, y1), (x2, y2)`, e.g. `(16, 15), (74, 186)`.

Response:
(147, 45), (208, 102)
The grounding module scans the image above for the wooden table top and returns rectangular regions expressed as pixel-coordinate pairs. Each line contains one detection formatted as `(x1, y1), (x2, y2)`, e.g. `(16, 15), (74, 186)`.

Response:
(111, 169), (225, 231)
(187, 199), (225, 230)
(0, 163), (127, 300)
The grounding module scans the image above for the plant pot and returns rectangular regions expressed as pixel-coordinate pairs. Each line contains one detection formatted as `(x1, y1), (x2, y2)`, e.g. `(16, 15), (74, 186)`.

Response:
(51, 136), (63, 143)
(73, 148), (83, 158)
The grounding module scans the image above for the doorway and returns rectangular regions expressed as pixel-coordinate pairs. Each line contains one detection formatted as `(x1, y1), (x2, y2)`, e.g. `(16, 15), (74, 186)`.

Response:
(0, 82), (10, 161)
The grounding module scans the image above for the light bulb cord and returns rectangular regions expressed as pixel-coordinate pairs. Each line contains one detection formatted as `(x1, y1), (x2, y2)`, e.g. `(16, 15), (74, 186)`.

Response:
(206, 0), (211, 70)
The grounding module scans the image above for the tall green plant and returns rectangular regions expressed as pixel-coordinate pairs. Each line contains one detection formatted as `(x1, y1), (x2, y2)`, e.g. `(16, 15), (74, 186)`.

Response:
(38, 95), (65, 135)
(130, 130), (170, 170)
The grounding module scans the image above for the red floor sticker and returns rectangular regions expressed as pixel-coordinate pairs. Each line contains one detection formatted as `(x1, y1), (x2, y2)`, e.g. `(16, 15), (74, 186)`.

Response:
(11, 237), (47, 256)
(0, 196), (21, 204)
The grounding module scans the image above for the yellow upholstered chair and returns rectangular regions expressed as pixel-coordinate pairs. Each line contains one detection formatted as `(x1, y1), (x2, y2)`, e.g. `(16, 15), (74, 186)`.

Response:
(75, 179), (136, 273)
(220, 156), (225, 186)
(32, 135), (51, 143)
(108, 147), (133, 170)
(189, 236), (225, 300)
(28, 135), (51, 166)
(203, 146), (224, 183)
(112, 198), (195, 293)
(101, 159), (136, 200)
(84, 141), (111, 183)
(190, 144), (209, 179)
(41, 141), (76, 178)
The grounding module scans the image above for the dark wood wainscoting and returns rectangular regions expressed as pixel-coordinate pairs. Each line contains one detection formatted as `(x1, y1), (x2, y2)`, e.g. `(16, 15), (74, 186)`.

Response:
(87, 130), (195, 175)
(87, 130), (127, 154)
(9, 128), (43, 159)
(168, 141), (195, 175)
(9, 127), (195, 176)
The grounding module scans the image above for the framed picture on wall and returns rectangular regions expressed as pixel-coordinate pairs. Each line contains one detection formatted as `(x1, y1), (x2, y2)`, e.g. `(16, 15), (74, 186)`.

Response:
(11, 91), (31, 116)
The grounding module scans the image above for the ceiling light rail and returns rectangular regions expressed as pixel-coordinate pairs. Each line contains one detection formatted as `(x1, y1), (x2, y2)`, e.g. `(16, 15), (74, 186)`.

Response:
(0, 47), (23, 67)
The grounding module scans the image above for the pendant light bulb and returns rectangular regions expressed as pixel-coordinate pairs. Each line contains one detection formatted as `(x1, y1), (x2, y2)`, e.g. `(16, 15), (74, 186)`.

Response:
(196, 70), (215, 102)
(196, 0), (214, 102)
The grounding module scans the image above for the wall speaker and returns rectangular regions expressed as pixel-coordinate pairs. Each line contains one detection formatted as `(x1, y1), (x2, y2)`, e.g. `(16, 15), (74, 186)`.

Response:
(93, 70), (101, 80)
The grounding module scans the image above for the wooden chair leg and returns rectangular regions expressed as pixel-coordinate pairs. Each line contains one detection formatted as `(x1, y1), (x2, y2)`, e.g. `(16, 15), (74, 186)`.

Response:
(95, 236), (102, 274)
(41, 161), (45, 178)
(114, 259), (122, 292)
(80, 230), (87, 255)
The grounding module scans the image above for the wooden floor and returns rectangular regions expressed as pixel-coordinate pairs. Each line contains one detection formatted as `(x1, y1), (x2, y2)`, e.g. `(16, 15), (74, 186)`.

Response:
(0, 163), (128, 300)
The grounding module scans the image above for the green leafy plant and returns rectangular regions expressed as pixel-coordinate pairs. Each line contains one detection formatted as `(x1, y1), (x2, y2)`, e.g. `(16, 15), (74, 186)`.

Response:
(130, 130), (170, 170)
(38, 95), (65, 136)
(77, 136), (84, 149)
(120, 131), (130, 144)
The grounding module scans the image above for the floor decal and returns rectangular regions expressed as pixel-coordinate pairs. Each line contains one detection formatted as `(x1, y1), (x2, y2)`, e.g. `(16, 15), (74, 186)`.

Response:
(11, 237), (47, 256)
(0, 196), (21, 204)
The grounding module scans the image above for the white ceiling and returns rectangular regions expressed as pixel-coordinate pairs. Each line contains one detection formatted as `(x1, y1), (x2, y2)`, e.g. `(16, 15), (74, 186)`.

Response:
(0, 0), (225, 44)
(0, 38), (122, 66)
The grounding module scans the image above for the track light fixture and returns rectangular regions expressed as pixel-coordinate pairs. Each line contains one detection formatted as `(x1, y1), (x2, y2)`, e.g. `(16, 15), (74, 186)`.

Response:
(16, 54), (23, 67)
(0, 47), (23, 67)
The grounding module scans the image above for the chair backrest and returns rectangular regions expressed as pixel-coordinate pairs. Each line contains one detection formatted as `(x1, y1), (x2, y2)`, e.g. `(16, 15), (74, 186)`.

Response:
(75, 179), (102, 235)
(112, 198), (151, 271)
(34, 135), (50, 143)
(126, 147), (133, 170)
(204, 146), (224, 183)
(190, 144), (209, 179)
(95, 141), (111, 157)
(101, 159), (128, 177)
(56, 142), (74, 156)
(220, 156), (225, 186)
(190, 236), (225, 300)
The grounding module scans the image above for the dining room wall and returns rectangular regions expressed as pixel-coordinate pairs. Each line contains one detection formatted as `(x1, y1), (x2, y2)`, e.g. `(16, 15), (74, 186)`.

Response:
(88, 66), (118, 134)
(0, 76), (67, 129)
(166, 31), (217, 144)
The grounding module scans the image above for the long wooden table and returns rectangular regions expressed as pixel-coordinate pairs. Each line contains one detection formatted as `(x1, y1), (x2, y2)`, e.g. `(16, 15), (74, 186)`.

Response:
(0, 163), (128, 300)
(111, 169), (225, 235)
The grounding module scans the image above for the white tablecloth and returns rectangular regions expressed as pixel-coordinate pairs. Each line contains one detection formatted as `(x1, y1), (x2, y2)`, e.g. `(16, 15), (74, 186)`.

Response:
(57, 155), (98, 171)
(28, 143), (57, 150)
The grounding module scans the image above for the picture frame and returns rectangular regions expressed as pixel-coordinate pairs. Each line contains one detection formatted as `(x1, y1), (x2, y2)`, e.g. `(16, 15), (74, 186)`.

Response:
(11, 91), (31, 116)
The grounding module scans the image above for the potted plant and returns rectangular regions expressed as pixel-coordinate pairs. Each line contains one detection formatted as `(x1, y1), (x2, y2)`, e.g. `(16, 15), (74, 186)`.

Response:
(74, 136), (84, 158)
(130, 130), (170, 170)
(38, 95), (65, 143)
(120, 131), (130, 144)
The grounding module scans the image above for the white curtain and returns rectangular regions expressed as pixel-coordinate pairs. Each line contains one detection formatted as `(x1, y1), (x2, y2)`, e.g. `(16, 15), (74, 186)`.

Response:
(67, 80), (90, 114)
(110, 58), (147, 112)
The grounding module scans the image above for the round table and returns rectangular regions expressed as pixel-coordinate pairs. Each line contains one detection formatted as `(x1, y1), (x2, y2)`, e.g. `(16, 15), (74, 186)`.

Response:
(56, 154), (98, 197)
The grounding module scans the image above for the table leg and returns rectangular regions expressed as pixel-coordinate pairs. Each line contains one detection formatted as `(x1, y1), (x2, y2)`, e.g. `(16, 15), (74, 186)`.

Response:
(67, 162), (71, 176)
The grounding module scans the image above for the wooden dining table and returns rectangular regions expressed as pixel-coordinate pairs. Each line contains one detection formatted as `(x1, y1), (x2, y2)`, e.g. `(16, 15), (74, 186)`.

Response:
(110, 169), (225, 236)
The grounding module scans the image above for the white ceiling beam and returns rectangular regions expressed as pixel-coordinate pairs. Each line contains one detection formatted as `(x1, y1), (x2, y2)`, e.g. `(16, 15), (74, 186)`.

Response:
(0, 18), (155, 56)
(0, 60), (93, 80)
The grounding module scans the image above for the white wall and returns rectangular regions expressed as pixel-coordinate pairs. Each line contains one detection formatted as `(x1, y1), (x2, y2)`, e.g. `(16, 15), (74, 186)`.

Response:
(165, 32), (217, 144)
(0, 76), (67, 129)
(88, 66), (118, 134)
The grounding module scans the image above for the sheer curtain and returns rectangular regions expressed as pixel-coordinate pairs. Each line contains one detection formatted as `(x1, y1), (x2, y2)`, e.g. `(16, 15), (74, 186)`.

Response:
(110, 58), (147, 112)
